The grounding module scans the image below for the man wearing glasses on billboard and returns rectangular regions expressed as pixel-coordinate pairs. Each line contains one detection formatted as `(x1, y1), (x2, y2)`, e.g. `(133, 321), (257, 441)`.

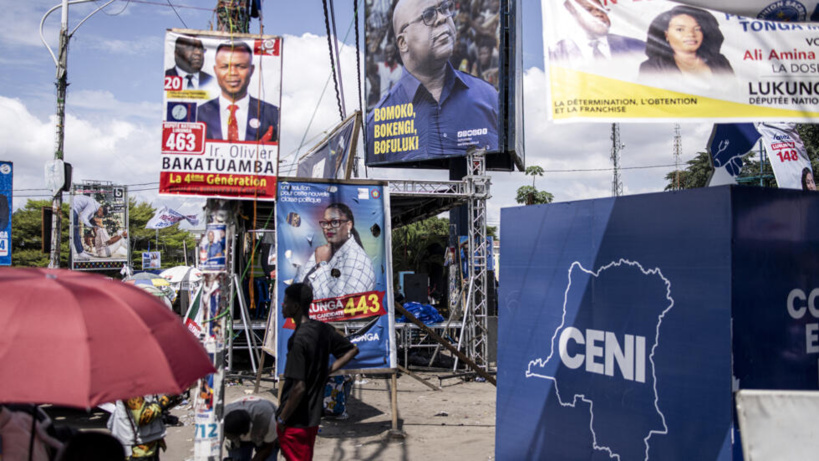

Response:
(366, 0), (499, 164)
(165, 36), (214, 91)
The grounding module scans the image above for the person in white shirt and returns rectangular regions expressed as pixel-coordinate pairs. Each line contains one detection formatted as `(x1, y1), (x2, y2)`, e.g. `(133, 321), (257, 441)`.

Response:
(72, 195), (104, 260)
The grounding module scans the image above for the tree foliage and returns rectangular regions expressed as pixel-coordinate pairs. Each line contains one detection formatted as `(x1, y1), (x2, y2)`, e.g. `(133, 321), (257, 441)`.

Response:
(391, 217), (450, 282)
(663, 152), (714, 190)
(11, 200), (70, 267)
(516, 165), (554, 205)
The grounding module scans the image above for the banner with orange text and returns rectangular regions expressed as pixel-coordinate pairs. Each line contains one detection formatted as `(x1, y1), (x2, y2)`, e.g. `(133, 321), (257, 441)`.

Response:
(160, 30), (282, 199)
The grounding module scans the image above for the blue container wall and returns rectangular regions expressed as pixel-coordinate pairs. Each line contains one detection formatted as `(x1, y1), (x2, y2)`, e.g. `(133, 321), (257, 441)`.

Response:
(497, 187), (737, 460)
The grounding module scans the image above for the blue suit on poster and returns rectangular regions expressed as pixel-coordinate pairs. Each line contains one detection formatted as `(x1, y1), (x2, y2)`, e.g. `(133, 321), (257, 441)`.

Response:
(197, 96), (279, 142)
(366, 63), (498, 164)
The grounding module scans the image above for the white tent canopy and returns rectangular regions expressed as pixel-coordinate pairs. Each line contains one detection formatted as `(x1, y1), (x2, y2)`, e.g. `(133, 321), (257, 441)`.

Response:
(160, 266), (202, 284)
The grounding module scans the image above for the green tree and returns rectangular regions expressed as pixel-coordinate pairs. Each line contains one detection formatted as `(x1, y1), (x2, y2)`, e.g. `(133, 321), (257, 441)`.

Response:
(392, 217), (450, 282)
(129, 199), (199, 269)
(663, 151), (714, 190)
(737, 151), (777, 188)
(796, 124), (819, 174)
(516, 165), (554, 205)
(11, 200), (70, 267)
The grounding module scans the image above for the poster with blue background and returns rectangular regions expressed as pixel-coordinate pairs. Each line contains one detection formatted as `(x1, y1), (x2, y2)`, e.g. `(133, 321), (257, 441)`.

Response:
(0, 162), (11, 266)
(276, 180), (396, 374)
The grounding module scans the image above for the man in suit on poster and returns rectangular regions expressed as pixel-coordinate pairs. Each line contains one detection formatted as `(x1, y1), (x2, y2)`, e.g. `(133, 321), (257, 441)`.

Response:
(165, 36), (215, 90)
(365, 0), (499, 163)
(197, 42), (279, 143)
(549, 0), (644, 65)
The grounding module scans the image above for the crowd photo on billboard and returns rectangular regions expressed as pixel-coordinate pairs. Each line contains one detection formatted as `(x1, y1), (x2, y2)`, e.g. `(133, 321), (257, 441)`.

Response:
(365, 0), (502, 165)
(70, 184), (129, 270)
(161, 30), (282, 199)
(275, 181), (396, 373)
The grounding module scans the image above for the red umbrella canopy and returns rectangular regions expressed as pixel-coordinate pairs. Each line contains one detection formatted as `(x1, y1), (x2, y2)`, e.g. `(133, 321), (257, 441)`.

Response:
(0, 268), (215, 408)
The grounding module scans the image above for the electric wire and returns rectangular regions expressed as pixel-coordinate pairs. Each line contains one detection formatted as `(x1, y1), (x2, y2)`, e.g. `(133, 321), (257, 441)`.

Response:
(165, 0), (189, 28)
(322, 0), (345, 121)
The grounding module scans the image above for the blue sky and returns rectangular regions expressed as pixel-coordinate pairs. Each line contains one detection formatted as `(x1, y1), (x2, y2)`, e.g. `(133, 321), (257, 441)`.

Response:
(0, 0), (709, 226)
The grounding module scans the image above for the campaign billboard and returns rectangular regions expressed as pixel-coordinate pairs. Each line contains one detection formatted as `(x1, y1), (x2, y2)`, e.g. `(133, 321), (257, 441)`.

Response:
(160, 30), (282, 199)
(296, 112), (360, 180)
(364, 0), (521, 170)
(142, 251), (161, 270)
(0, 162), (11, 266)
(543, 0), (819, 122)
(275, 180), (396, 374)
(70, 183), (129, 271)
(496, 186), (819, 460)
(677, 0), (819, 20)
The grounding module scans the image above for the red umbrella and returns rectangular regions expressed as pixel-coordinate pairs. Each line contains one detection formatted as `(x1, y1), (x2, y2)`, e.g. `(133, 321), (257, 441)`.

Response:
(0, 268), (215, 408)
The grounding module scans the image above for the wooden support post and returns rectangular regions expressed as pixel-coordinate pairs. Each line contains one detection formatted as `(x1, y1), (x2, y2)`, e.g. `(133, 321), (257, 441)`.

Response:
(388, 371), (405, 438)
(394, 302), (496, 386)
(253, 351), (266, 394)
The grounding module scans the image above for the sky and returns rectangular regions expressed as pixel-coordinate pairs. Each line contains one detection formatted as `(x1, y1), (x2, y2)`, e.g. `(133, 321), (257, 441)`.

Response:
(0, 0), (714, 229)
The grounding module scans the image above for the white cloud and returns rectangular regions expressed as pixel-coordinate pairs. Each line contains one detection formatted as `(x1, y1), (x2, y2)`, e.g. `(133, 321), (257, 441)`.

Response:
(68, 89), (160, 121)
(3, 32), (718, 232)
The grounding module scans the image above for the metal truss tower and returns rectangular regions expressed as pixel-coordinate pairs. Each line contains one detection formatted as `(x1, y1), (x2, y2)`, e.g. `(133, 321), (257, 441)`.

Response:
(464, 149), (491, 370)
(610, 123), (624, 197)
(673, 123), (682, 190)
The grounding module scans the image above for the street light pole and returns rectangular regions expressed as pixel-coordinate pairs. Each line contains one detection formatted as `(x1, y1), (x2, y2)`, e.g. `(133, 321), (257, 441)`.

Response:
(48, 0), (69, 268)
(41, 0), (116, 268)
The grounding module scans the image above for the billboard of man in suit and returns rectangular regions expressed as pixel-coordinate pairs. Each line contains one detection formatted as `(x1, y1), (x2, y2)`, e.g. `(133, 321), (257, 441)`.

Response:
(549, 0), (644, 65)
(197, 42), (279, 143)
(165, 36), (215, 91)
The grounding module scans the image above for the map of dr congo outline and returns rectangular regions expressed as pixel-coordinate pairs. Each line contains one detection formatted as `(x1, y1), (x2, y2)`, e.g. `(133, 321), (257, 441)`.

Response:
(526, 259), (674, 461)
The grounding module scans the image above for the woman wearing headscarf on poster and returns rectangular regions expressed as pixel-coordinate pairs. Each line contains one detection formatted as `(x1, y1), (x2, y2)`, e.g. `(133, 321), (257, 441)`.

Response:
(295, 203), (376, 299)
(639, 6), (733, 91)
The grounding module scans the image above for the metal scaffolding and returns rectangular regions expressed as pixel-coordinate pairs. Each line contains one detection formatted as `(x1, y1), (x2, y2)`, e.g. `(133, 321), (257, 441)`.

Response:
(387, 149), (492, 371)
(465, 149), (491, 370)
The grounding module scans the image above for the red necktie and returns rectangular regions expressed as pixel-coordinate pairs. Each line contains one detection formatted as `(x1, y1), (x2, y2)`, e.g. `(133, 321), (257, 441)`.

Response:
(227, 104), (239, 142)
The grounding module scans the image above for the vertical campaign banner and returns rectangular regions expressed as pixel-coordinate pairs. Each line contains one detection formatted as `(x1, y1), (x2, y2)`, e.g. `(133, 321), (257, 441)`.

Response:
(543, 0), (819, 122)
(296, 112), (361, 180)
(0, 161), (11, 266)
(161, 30), (282, 199)
(70, 183), (129, 271)
(755, 122), (815, 190)
(364, 0), (502, 166)
(276, 180), (396, 374)
(142, 251), (162, 270)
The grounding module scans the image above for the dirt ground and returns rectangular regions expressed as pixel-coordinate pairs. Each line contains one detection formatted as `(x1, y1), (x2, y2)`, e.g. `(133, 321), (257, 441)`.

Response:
(160, 370), (497, 461)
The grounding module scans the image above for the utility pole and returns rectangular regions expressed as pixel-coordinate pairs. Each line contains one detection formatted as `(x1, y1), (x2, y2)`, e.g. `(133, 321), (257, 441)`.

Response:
(41, 0), (115, 267)
(673, 124), (682, 190)
(610, 123), (624, 197)
(48, 0), (69, 268)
